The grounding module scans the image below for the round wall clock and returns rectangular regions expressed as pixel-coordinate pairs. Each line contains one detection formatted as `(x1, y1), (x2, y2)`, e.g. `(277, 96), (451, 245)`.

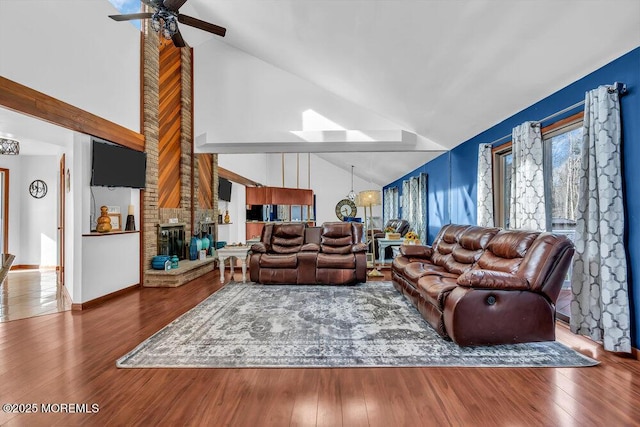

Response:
(29, 179), (48, 199)
(335, 198), (357, 220)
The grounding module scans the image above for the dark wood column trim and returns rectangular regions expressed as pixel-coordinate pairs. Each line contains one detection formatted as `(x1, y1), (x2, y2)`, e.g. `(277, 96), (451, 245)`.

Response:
(218, 166), (261, 187)
(0, 76), (144, 151)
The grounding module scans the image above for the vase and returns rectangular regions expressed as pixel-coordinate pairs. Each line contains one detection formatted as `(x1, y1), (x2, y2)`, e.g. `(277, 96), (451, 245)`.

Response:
(171, 255), (179, 269)
(224, 210), (230, 223)
(189, 236), (198, 260)
(201, 235), (210, 252)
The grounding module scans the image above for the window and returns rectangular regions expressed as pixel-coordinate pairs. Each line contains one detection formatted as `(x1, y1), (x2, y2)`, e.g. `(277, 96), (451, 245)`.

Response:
(493, 113), (583, 231)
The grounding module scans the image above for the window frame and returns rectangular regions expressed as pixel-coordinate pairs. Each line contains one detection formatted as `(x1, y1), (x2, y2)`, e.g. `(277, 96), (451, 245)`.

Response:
(492, 112), (584, 229)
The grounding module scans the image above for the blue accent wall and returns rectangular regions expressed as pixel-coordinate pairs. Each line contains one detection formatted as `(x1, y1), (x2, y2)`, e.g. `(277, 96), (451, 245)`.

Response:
(384, 46), (640, 346)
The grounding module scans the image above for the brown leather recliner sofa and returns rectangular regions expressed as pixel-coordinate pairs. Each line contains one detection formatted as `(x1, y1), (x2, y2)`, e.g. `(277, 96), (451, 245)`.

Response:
(392, 224), (574, 346)
(250, 222), (367, 285)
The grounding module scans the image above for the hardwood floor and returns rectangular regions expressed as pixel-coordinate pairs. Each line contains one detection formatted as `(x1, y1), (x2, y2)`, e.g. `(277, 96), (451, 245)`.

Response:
(0, 269), (71, 323)
(0, 268), (639, 426)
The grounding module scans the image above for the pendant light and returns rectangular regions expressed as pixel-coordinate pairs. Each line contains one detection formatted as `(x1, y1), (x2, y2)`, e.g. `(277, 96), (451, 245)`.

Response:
(0, 138), (20, 155)
(347, 165), (356, 201)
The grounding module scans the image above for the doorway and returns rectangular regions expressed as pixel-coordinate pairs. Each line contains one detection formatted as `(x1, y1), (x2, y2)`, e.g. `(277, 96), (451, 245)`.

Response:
(0, 158), (70, 323)
(0, 168), (7, 254)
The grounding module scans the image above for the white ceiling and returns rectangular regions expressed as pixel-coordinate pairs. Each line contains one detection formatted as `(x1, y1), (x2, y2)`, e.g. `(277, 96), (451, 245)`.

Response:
(0, 108), (67, 156)
(181, 0), (640, 184)
(3, 0), (640, 186)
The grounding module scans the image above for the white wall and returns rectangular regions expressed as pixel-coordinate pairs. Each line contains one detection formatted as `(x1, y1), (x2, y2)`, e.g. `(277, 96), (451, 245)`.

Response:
(0, 0), (140, 132)
(19, 156), (58, 266)
(217, 152), (382, 231)
(308, 155), (382, 226)
(0, 155), (58, 266)
(193, 39), (404, 143)
(81, 232), (139, 302)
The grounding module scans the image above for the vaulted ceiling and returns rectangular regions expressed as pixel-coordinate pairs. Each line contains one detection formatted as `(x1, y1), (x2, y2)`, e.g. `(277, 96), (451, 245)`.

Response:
(2, 0), (639, 187)
(178, 0), (640, 185)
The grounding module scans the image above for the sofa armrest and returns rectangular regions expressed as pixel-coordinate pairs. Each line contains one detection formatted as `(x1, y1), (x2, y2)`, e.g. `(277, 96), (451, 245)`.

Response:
(301, 243), (320, 252)
(250, 243), (268, 253)
(352, 243), (368, 253)
(456, 270), (530, 291)
(399, 244), (433, 259)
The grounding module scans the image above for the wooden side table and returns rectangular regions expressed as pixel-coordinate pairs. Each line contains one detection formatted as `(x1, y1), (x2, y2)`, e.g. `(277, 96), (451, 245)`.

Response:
(377, 238), (405, 266)
(217, 245), (251, 283)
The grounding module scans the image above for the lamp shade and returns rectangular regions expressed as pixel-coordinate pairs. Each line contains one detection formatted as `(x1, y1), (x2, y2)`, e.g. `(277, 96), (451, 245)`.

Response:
(0, 138), (19, 155)
(357, 190), (381, 207)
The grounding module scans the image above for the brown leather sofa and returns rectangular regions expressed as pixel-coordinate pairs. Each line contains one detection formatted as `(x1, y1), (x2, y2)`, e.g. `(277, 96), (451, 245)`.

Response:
(250, 222), (367, 285)
(392, 224), (574, 346)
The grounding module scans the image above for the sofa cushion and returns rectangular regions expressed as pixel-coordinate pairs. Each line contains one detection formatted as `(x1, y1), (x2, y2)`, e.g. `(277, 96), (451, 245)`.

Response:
(321, 222), (355, 254)
(317, 253), (355, 269)
(457, 269), (530, 290)
(475, 229), (539, 274)
(399, 245), (433, 259)
(404, 262), (452, 282)
(445, 226), (501, 275)
(431, 224), (469, 268)
(270, 223), (306, 254)
(416, 274), (459, 309)
(259, 253), (298, 268)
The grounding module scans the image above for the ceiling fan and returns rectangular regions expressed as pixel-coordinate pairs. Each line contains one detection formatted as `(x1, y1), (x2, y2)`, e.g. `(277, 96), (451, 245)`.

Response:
(109, 0), (226, 48)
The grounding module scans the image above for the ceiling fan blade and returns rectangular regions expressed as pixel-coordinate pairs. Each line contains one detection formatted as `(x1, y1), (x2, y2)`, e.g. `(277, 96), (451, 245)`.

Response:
(178, 14), (226, 37)
(172, 30), (187, 48)
(163, 0), (188, 12)
(109, 12), (153, 22)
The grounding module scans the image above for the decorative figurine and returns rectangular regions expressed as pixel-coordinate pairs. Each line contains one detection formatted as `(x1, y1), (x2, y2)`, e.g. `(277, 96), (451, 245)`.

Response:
(96, 206), (112, 233)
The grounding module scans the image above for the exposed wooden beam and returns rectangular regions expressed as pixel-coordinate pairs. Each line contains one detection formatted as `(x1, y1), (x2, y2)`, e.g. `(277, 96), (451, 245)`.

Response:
(0, 76), (144, 151)
(218, 166), (261, 187)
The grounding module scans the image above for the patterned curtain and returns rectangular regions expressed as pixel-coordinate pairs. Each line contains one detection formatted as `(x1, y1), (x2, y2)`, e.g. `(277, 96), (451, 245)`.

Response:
(509, 121), (546, 231)
(570, 86), (630, 353)
(477, 143), (494, 227)
(383, 187), (399, 224)
(418, 173), (427, 242)
(401, 174), (427, 243)
(401, 180), (410, 222)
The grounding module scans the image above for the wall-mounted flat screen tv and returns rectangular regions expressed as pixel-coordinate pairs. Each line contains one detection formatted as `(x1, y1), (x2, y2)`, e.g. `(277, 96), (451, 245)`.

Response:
(91, 139), (147, 189)
(218, 177), (232, 202)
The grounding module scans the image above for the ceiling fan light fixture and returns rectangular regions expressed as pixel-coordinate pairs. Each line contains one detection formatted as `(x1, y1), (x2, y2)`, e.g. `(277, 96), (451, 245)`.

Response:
(162, 15), (178, 39)
(0, 138), (20, 155)
(151, 14), (162, 33)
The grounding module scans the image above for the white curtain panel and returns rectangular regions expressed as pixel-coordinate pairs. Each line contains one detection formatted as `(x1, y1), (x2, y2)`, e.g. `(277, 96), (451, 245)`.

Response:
(392, 187), (399, 220)
(418, 173), (427, 243)
(402, 174), (427, 243)
(383, 187), (399, 224)
(509, 121), (546, 231)
(401, 180), (410, 222)
(477, 143), (494, 227)
(570, 86), (631, 353)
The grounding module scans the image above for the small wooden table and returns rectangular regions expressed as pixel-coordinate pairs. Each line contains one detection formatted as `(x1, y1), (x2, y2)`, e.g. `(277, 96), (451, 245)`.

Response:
(217, 245), (251, 283)
(377, 238), (404, 266)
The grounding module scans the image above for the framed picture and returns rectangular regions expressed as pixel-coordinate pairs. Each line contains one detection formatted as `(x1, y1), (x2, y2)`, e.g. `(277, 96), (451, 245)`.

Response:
(108, 213), (122, 231)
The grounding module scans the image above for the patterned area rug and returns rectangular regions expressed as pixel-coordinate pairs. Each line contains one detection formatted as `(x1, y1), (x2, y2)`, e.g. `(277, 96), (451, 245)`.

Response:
(117, 281), (598, 368)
